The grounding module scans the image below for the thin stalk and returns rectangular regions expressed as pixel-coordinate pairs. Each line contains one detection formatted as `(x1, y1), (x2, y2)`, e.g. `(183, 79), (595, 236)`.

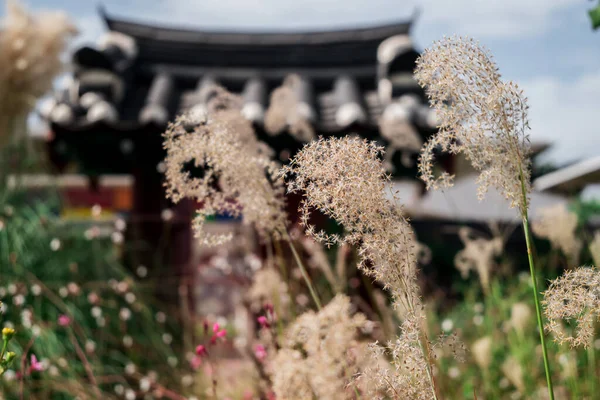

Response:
(0, 339), (7, 362)
(284, 232), (322, 310)
(519, 170), (554, 400)
(419, 330), (440, 400)
(588, 341), (596, 397)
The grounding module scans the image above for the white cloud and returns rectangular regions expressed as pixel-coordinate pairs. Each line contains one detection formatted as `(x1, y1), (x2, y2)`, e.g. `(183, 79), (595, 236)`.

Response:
(72, 14), (104, 48)
(414, 0), (576, 38)
(94, 0), (578, 39)
(522, 71), (600, 163)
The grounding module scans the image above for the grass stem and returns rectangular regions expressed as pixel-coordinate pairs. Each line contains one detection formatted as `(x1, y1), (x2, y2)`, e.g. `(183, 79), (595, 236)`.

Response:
(284, 232), (322, 310)
(520, 172), (554, 400)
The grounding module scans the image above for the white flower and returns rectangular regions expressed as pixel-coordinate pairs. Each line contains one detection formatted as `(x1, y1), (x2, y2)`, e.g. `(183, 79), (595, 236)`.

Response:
(123, 335), (133, 348)
(3, 370), (16, 381)
(3, 321), (14, 329)
(48, 365), (59, 376)
(473, 315), (484, 326)
(31, 325), (41, 337)
(147, 370), (158, 381)
(155, 312), (166, 323)
(441, 318), (454, 332)
(67, 283), (80, 295)
(161, 209), (174, 222)
(125, 389), (136, 400)
(91, 306), (102, 318)
(181, 374), (193, 387)
(115, 218), (127, 231)
(12, 294), (24, 307)
(111, 231), (124, 244)
(473, 303), (484, 314)
(119, 308), (131, 321)
(117, 281), (129, 293)
(136, 265), (148, 278)
(114, 384), (125, 396)
(50, 238), (61, 251)
(125, 363), (136, 375)
(7, 284), (17, 295)
(162, 333), (173, 345)
(125, 293), (136, 304)
(31, 284), (41, 296)
(167, 356), (178, 367)
(58, 287), (68, 298)
(139, 377), (151, 392)
(96, 317), (106, 327)
(91, 204), (102, 218)
(448, 366), (461, 379)
(85, 340), (96, 353)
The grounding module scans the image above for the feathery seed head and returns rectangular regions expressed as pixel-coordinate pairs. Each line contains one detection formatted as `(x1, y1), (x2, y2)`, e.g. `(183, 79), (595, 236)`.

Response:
(163, 86), (287, 245)
(284, 136), (421, 309)
(415, 36), (532, 215)
(543, 266), (600, 348)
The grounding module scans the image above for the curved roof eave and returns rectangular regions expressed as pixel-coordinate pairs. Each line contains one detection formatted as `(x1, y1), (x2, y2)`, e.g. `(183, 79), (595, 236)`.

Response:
(98, 4), (415, 46)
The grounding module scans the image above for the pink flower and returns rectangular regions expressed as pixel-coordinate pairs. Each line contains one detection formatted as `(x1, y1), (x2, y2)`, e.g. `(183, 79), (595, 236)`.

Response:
(58, 314), (71, 327)
(215, 329), (227, 338)
(29, 355), (44, 372)
(210, 328), (227, 345)
(254, 344), (267, 362)
(212, 322), (220, 333)
(190, 355), (202, 370)
(257, 315), (270, 328)
(195, 345), (207, 356)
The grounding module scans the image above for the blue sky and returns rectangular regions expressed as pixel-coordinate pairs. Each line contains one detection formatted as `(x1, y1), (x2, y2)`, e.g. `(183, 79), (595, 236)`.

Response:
(18, 0), (600, 164)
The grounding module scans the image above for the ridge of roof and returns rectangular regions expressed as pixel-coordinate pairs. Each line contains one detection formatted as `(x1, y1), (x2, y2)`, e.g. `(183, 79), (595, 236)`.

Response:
(98, 4), (414, 46)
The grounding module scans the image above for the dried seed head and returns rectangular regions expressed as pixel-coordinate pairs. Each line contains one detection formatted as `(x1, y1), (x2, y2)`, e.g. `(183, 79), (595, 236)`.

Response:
(543, 266), (600, 348)
(356, 312), (436, 400)
(415, 36), (532, 215)
(471, 336), (493, 370)
(0, 0), (77, 139)
(454, 227), (503, 292)
(532, 204), (581, 266)
(271, 295), (369, 400)
(163, 87), (287, 245)
(284, 136), (421, 309)
(264, 74), (315, 142)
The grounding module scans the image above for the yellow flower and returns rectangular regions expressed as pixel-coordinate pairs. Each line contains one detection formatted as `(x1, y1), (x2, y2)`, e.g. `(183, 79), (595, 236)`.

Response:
(4, 351), (16, 363)
(2, 327), (15, 340)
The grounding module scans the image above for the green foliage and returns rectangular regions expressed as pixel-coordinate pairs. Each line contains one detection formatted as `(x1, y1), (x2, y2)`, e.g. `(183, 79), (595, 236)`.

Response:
(430, 275), (598, 399)
(590, 1), (600, 30)
(0, 183), (185, 399)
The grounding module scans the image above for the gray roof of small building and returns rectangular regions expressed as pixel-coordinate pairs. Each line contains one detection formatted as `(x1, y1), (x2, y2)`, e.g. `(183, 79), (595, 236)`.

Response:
(534, 156), (600, 194)
(412, 174), (568, 223)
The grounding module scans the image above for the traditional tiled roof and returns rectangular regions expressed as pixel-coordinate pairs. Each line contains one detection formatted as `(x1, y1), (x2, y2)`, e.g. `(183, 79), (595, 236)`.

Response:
(41, 7), (439, 175)
(43, 8), (434, 126)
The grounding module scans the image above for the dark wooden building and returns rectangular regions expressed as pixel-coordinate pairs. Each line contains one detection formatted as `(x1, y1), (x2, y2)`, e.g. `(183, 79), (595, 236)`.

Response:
(40, 7), (442, 299)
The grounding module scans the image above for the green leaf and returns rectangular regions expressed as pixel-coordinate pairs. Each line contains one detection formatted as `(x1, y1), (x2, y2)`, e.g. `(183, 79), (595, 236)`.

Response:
(589, 4), (600, 30)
